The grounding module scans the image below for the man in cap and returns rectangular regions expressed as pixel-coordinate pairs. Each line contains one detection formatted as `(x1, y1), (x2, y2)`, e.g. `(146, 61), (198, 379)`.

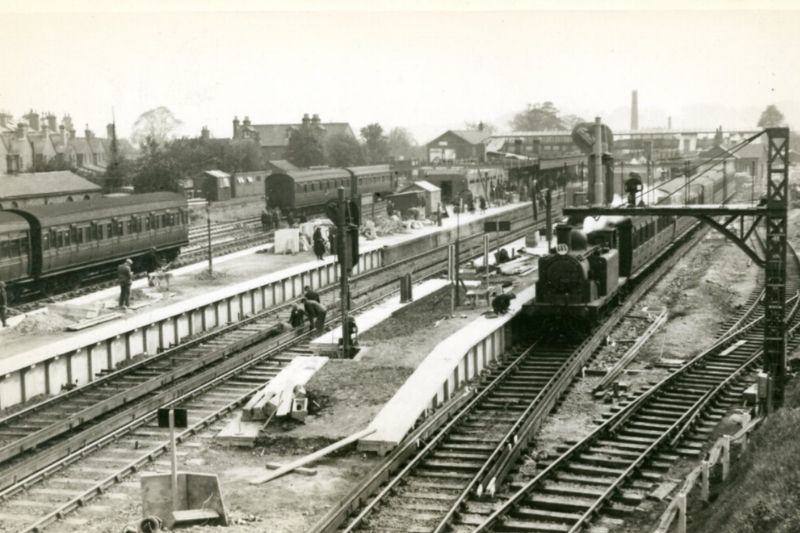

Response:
(118, 258), (133, 308)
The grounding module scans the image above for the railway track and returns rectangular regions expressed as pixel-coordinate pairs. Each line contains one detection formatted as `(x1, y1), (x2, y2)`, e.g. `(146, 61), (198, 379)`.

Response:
(463, 246), (799, 533)
(311, 219), (730, 533)
(0, 207), (548, 532)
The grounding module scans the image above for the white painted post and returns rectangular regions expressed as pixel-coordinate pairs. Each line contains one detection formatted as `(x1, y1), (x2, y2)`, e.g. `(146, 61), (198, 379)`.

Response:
(722, 434), (731, 481)
(677, 492), (687, 533)
(701, 460), (710, 502)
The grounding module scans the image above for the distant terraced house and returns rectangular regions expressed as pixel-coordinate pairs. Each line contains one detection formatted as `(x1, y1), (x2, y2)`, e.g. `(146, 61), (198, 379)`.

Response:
(0, 110), (137, 177)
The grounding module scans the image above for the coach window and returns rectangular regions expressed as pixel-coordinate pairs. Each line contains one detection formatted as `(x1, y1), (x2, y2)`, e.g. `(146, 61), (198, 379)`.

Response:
(41, 232), (49, 251)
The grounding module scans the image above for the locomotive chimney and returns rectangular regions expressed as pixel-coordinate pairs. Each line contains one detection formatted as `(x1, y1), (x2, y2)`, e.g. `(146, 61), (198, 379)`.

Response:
(593, 116), (605, 205)
(555, 223), (573, 250)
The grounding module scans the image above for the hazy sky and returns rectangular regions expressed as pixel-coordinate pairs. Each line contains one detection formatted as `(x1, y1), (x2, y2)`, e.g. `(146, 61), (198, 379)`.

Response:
(2, 2), (800, 143)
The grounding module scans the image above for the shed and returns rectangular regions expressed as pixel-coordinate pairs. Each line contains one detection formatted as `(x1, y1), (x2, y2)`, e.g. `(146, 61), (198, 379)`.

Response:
(400, 180), (440, 216)
(0, 170), (102, 209)
(198, 170), (232, 202)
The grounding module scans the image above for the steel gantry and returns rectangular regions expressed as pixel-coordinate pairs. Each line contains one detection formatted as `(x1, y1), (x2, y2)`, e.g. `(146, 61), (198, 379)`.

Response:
(563, 127), (790, 410)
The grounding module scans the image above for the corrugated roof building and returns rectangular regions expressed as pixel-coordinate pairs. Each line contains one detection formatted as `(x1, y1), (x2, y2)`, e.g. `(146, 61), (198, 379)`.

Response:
(425, 130), (491, 163)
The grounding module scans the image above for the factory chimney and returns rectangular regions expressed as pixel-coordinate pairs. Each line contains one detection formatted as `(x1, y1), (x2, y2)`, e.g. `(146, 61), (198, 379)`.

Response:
(630, 90), (639, 131)
(668, 116), (672, 130)
(593, 117), (605, 205)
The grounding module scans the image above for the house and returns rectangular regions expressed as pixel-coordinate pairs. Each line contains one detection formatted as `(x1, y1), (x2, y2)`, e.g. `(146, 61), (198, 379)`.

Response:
(232, 114), (355, 161)
(425, 130), (491, 163)
(0, 170), (102, 209)
(1, 124), (34, 174)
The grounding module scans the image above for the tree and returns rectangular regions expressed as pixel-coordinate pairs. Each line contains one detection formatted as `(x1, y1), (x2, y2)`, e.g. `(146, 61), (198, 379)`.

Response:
(131, 106), (182, 147)
(560, 114), (586, 130)
(132, 137), (182, 193)
(360, 123), (390, 164)
(326, 132), (364, 167)
(510, 102), (566, 131)
(464, 121), (497, 135)
(387, 127), (419, 160)
(285, 127), (325, 167)
(758, 105), (785, 128)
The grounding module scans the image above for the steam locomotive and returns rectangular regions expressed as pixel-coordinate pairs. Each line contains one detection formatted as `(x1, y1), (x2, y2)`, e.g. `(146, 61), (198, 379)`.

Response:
(531, 170), (730, 322)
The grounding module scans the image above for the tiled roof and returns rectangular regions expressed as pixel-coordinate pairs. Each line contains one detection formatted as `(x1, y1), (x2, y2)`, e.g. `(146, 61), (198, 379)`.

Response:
(0, 171), (101, 199)
(250, 122), (354, 148)
(448, 130), (491, 145)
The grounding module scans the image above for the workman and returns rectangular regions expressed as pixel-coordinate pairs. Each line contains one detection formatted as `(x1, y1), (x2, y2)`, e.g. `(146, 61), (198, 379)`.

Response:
(0, 281), (7, 327)
(495, 248), (510, 264)
(303, 298), (327, 334)
(328, 226), (337, 256)
(118, 258), (133, 308)
(491, 292), (516, 315)
(289, 304), (306, 330)
(303, 286), (321, 303)
(261, 209), (271, 232)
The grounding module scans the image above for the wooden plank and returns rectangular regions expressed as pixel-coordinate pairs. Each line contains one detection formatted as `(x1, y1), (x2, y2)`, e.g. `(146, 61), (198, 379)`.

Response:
(266, 462), (317, 476)
(249, 428), (375, 485)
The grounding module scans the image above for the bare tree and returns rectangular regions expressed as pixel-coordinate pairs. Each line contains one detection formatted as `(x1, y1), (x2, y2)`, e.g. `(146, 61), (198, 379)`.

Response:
(131, 106), (182, 147)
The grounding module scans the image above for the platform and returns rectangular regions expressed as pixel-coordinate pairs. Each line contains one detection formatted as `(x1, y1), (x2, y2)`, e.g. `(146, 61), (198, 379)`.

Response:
(358, 284), (536, 454)
(0, 201), (539, 410)
(308, 278), (450, 355)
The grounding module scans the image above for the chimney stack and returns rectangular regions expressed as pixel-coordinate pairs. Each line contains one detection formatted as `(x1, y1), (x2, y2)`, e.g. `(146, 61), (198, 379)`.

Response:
(243, 116), (251, 128)
(668, 116), (672, 130)
(85, 125), (93, 140)
(107, 123), (115, 139)
(232, 116), (240, 138)
(17, 122), (28, 140)
(60, 124), (67, 145)
(24, 110), (40, 131)
(302, 113), (310, 126)
(311, 113), (320, 126)
(46, 113), (57, 131)
(630, 90), (639, 131)
(201, 126), (210, 140)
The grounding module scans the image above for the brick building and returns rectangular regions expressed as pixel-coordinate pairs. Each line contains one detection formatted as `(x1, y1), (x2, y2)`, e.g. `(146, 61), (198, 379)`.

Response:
(232, 113), (355, 161)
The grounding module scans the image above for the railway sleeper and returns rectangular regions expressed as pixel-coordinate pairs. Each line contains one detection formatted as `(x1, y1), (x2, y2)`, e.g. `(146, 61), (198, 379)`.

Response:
(423, 458), (485, 471)
(432, 449), (492, 461)
(407, 478), (465, 493)
(500, 505), (585, 525)
(493, 517), (574, 532)
(441, 441), (499, 453)
(415, 468), (475, 481)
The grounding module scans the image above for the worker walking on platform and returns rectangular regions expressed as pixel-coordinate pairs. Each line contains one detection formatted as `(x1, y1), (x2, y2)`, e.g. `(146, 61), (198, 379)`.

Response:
(312, 228), (326, 261)
(328, 226), (337, 256)
(118, 258), (133, 308)
(0, 281), (7, 327)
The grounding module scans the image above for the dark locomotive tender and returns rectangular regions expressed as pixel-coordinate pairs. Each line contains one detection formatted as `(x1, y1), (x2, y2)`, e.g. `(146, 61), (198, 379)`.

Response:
(0, 192), (189, 301)
(531, 170), (730, 322)
(264, 164), (396, 214)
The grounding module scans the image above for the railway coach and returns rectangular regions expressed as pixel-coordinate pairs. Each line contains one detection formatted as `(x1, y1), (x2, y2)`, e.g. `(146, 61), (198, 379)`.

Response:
(0, 192), (189, 301)
(264, 164), (396, 215)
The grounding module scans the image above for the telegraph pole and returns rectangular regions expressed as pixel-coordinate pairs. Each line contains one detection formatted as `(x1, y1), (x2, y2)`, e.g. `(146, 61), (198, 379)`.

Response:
(337, 187), (350, 358)
(206, 200), (213, 274)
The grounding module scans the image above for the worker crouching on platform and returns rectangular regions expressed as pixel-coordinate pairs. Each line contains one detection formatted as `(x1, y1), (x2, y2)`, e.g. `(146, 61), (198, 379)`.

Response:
(491, 292), (516, 315)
